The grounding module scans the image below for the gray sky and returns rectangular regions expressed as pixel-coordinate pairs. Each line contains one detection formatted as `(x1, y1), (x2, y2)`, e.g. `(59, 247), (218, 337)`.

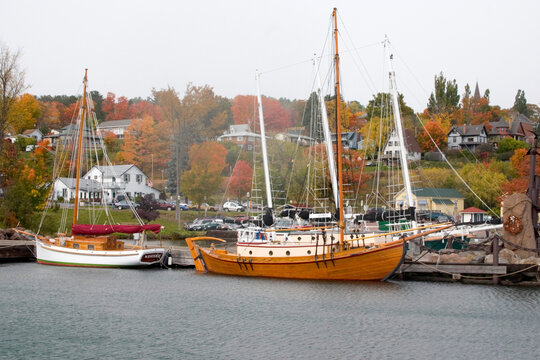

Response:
(1, 0), (539, 112)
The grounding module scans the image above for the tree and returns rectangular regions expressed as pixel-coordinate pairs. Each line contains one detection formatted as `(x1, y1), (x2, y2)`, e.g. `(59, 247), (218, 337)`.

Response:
(359, 116), (392, 158)
(458, 162), (506, 211)
(136, 194), (160, 223)
(416, 120), (449, 152)
(496, 137), (528, 154)
(89, 90), (105, 121)
(365, 92), (413, 121)
(231, 95), (257, 125)
(427, 72), (460, 114)
(228, 160), (253, 201)
(0, 43), (26, 156)
(325, 96), (351, 132)
(231, 94), (289, 131)
(513, 89), (531, 117)
(102, 92), (130, 120)
(181, 141), (227, 209)
(7, 93), (41, 134)
(117, 115), (171, 176)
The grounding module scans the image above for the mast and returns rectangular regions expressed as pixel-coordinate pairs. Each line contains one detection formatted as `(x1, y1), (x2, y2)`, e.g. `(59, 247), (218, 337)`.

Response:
(256, 71), (273, 210)
(314, 56), (339, 210)
(332, 8), (345, 247)
(72, 69), (88, 226)
(384, 37), (416, 226)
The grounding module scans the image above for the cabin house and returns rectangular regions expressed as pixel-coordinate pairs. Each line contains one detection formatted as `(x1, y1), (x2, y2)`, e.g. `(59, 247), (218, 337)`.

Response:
(21, 129), (43, 142)
(394, 187), (464, 217)
(53, 164), (159, 204)
(487, 118), (510, 148)
(330, 132), (361, 150)
(508, 114), (536, 145)
(96, 119), (133, 139)
(218, 124), (261, 151)
(274, 132), (314, 146)
(459, 207), (487, 223)
(447, 125), (488, 151)
(44, 124), (99, 149)
(382, 129), (422, 162)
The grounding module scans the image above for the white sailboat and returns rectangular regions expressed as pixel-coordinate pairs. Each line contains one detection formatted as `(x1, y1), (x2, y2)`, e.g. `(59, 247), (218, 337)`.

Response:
(16, 70), (166, 268)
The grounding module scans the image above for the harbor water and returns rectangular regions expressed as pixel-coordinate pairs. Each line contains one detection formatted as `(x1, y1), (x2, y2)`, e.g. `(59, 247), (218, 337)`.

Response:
(1, 262), (538, 359)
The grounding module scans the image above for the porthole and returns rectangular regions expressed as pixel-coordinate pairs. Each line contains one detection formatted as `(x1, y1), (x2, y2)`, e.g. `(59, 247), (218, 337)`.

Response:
(311, 236), (315, 241)
(73, 243), (79, 249)
(331, 236), (335, 241)
(307, 250), (311, 255)
(286, 251), (290, 256)
(249, 251), (252, 255)
(269, 251), (273, 256)
(297, 237), (301, 241)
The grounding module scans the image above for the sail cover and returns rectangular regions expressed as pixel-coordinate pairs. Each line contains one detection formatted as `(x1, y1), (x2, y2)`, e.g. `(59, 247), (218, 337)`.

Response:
(72, 224), (162, 235)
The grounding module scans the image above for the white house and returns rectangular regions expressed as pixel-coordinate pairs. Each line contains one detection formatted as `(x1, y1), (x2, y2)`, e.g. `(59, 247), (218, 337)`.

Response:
(53, 164), (160, 203)
(447, 125), (488, 151)
(459, 207), (487, 223)
(96, 119), (133, 139)
(217, 124), (261, 151)
(21, 129), (43, 142)
(84, 165), (160, 203)
(383, 128), (422, 162)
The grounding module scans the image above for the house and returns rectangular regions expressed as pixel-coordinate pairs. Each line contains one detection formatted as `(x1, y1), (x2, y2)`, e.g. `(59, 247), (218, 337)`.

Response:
(53, 164), (159, 203)
(508, 114), (535, 145)
(459, 207), (487, 223)
(52, 177), (102, 202)
(96, 119), (133, 139)
(382, 128), (422, 162)
(487, 118), (510, 148)
(84, 165), (160, 202)
(394, 187), (465, 216)
(447, 125), (488, 151)
(21, 129), (43, 142)
(275, 129), (314, 146)
(330, 131), (361, 150)
(218, 124), (261, 151)
(44, 124), (99, 149)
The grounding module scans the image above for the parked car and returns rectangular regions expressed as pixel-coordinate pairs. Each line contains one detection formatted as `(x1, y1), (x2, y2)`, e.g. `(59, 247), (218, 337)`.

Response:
(157, 200), (176, 211)
(199, 203), (217, 211)
(185, 218), (214, 231)
(223, 201), (245, 212)
(188, 220), (221, 231)
(114, 199), (139, 210)
(218, 222), (242, 230)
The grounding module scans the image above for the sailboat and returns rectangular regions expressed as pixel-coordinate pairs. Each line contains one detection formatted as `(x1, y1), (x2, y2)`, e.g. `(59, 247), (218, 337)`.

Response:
(186, 8), (452, 281)
(15, 70), (166, 268)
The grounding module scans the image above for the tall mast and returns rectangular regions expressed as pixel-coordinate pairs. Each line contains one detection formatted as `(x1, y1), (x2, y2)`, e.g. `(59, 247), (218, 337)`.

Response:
(256, 71), (273, 210)
(314, 57), (339, 210)
(332, 8), (345, 246)
(385, 37), (416, 225)
(72, 69), (88, 227)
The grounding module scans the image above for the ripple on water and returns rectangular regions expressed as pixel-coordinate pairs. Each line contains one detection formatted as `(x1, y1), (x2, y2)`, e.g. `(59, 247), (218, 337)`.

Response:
(0, 263), (539, 360)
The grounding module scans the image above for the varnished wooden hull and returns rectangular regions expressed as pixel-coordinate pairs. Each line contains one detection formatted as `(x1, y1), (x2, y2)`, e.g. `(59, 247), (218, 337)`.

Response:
(196, 241), (405, 281)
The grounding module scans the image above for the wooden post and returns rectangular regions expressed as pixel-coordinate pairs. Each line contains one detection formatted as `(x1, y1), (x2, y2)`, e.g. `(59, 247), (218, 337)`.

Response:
(492, 236), (499, 285)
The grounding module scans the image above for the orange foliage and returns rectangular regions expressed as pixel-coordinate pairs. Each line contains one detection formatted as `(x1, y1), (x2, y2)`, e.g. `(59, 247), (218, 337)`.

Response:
(501, 148), (540, 197)
(231, 95), (290, 131)
(228, 160), (253, 200)
(417, 121), (448, 152)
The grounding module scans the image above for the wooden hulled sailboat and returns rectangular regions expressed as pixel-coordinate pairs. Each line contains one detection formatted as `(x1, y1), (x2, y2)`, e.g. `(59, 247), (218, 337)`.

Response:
(16, 70), (165, 268)
(185, 9), (422, 280)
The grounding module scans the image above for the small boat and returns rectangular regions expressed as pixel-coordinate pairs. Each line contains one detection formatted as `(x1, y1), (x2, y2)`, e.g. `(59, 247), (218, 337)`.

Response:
(15, 70), (166, 268)
(186, 8), (450, 281)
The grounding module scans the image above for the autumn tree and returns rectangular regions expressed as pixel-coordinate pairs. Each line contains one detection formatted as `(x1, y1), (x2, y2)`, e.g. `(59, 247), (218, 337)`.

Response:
(458, 162), (507, 212)
(416, 120), (449, 152)
(365, 92), (414, 122)
(231, 94), (290, 131)
(117, 115), (171, 176)
(228, 160), (253, 201)
(0, 43), (26, 156)
(427, 72), (460, 114)
(325, 96), (351, 132)
(359, 116), (392, 158)
(7, 93), (41, 134)
(181, 141), (227, 209)
(279, 98), (306, 127)
(102, 92), (130, 120)
(231, 95), (257, 124)
(501, 148), (539, 196)
(136, 194), (160, 223)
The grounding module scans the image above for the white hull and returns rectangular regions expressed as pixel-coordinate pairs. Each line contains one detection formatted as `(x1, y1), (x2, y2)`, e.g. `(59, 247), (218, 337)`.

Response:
(36, 240), (166, 267)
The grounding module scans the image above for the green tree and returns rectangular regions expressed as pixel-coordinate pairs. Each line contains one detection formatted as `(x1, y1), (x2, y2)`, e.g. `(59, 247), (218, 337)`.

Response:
(427, 72), (460, 114)
(365, 92), (413, 121)
(181, 141), (227, 210)
(496, 137), (528, 153)
(458, 163), (506, 212)
(513, 89), (531, 117)
(0, 43), (27, 156)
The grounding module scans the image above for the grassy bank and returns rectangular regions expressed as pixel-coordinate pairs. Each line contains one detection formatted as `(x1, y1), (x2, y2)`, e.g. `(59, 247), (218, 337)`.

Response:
(27, 208), (228, 240)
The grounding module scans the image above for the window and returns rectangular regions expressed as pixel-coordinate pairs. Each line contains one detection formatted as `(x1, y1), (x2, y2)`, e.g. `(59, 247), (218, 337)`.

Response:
(237, 136), (243, 141)
(94, 175), (97, 180)
(88, 245), (94, 250)
(73, 243), (79, 249)
(247, 144), (253, 151)
(452, 137), (456, 143)
(136, 174), (143, 183)
(123, 174), (130, 183)
(248, 136), (254, 141)
(112, 177), (116, 182)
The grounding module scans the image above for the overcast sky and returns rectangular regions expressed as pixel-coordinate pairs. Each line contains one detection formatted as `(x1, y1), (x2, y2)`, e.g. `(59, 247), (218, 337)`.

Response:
(1, 0), (539, 112)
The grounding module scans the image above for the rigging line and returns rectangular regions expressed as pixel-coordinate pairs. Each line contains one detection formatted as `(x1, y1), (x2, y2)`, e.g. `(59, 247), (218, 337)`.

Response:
(414, 113), (499, 217)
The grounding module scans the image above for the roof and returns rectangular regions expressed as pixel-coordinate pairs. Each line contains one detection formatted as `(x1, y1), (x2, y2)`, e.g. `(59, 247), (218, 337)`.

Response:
(97, 119), (133, 129)
(229, 124), (250, 133)
(57, 177), (101, 191)
(385, 129), (422, 153)
(91, 165), (137, 177)
(460, 207), (487, 213)
(411, 187), (464, 199)
(22, 129), (42, 136)
(219, 131), (260, 139)
(432, 199), (455, 205)
(449, 125), (486, 136)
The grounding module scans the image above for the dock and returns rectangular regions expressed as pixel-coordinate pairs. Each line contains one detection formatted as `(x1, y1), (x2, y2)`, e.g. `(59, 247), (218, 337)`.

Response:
(0, 240), (35, 261)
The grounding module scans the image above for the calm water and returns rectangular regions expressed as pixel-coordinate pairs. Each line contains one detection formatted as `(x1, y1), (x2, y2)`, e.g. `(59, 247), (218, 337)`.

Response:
(1, 263), (539, 360)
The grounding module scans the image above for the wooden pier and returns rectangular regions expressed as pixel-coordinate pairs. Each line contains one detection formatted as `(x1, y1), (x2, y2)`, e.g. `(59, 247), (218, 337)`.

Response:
(0, 240), (35, 261)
